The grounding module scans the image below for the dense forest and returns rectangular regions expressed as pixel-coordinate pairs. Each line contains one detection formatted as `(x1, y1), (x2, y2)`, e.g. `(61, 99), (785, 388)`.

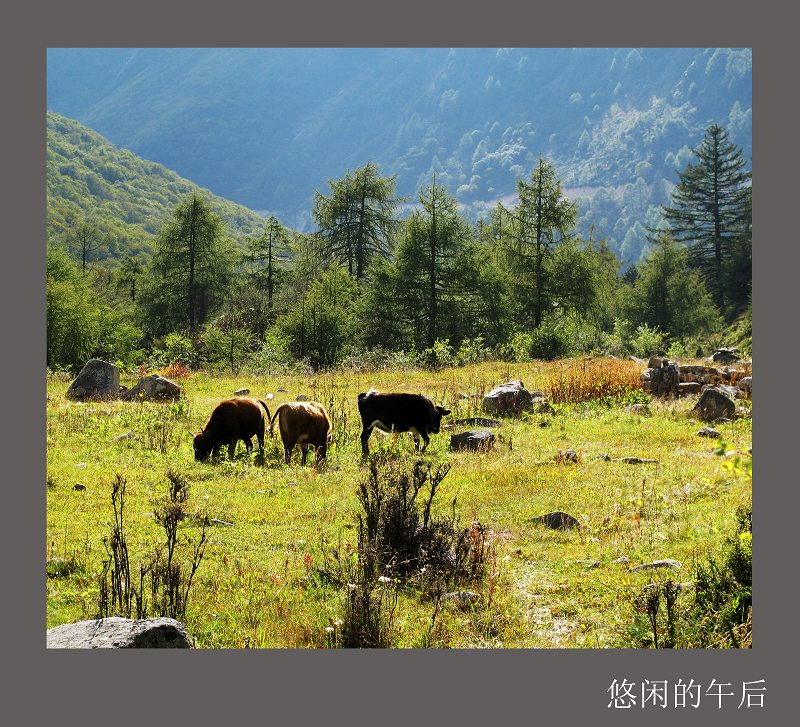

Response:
(46, 48), (751, 263)
(46, 112), (751, 374)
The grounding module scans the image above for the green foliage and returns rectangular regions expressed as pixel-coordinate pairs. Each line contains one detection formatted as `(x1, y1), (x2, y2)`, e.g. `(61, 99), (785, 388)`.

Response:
(622, 234), (721, 342)
(139, 195), (237, 336)
(313, 161), (400, 280)
(47, 113), (266, 264)
(47, 246), (144, 370)
(627, 323), (667, 358)
(420, 339), (455, 371)
(276, 265), (359, 370)
(662, 124), (751, 315)
(201, 313), (255, 374)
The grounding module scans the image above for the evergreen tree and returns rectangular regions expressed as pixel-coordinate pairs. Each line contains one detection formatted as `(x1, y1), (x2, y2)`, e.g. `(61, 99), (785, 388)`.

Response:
(245, 215), (290, 308)
(65, 218), (106, 275)
(662, 124), (751, 314)
(313, 161), (400, 280)
(392, 179), (485, 349)
(623, 234), (720, 341)
(493, 159), (578, 327)
(139, 195), (236, 336)
(116, 254), (143, 302)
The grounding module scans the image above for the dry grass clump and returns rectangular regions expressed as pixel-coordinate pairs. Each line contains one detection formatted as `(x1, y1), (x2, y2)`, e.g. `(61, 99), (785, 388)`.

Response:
(547, 358), (643, 404)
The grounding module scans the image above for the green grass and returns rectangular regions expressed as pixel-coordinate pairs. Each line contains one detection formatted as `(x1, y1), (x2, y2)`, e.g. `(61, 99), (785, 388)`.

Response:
(46, 360), (752, 647)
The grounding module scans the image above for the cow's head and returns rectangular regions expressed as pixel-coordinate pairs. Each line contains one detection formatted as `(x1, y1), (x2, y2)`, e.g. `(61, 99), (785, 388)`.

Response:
(429, 405), (452, 433)
(193, 431), (212, 461)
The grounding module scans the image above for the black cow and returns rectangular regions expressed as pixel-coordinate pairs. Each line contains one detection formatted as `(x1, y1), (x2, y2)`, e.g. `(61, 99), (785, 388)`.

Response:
(357, 389), (451, 458)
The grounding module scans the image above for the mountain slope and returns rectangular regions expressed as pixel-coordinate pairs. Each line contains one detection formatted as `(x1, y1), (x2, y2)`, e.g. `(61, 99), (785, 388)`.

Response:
(47, 112), (268, 261)
(47, 48), (751, 261)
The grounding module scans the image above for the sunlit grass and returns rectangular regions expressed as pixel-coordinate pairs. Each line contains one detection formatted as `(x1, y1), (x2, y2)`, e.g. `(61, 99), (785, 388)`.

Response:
(46, 359), (752, 647)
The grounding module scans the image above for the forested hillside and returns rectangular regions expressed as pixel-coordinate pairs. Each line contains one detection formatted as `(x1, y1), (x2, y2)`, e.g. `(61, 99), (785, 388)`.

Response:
(47, 48), (751, 262)
(47, 113), (267, 261)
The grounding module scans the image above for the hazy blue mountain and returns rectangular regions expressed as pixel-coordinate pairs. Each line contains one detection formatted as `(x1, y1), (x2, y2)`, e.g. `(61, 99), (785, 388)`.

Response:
(47, 112), (268, 262)
(47, 48), (751, 262)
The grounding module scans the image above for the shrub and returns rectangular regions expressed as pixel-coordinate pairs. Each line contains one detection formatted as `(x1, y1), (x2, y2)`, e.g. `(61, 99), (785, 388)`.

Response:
(455, 337), (492, 366)
(98, 471), (208, 621)
(628, 323), (667, 358)
(324, 456), (493, 647)
(625, 500), (752, 649)
(420, 339), (455, 371)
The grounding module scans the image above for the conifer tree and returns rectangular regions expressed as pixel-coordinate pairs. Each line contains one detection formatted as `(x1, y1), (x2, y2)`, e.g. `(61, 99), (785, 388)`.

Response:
(662, 124), (751, 314)
(313, 161), (400, 280)
(140, 195), (236, 336)
(493, 159), (578, 328)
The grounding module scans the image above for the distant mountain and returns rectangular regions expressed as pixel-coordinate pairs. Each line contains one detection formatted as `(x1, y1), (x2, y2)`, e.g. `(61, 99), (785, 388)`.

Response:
(47, 112), (268, 262)
(47, 48), (751, 262)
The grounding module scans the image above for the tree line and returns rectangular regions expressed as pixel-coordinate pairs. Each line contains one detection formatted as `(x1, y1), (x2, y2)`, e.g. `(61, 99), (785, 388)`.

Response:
(47, 124), (751, 373)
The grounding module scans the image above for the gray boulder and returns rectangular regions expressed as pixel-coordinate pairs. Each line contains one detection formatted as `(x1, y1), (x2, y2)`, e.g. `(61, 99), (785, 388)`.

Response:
(530, 511), (581, 530)
(234, 388), (250, 396)
(66, 359), (120, 401)
(120, 374), (183, 402)
(450, 430), (496, 452)
(692, 387), (736, 422)
(711, 348), (741, 364)
(737, 377), (752, 396)
(628, 559), (682, 573)
(47, 617), (192, 648)
(483, 380), (534, 416)
(642, 358), (679, 395)
(697, 427), (721, 438)
(449, 417), (502, 428)
(677, 382), (702, 396)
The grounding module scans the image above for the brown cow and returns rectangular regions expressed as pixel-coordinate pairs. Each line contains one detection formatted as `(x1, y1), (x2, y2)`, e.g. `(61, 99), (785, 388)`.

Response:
(269, 401), (332, 466)
(193, 398), (271, 461)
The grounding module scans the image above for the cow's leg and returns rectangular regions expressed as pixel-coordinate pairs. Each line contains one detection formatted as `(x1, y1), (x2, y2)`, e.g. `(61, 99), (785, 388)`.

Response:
(413, 433), (420, 451)
(419, 432), (430, 452)
(316, 444), (327, 466)
(245, 437), (253, 454)
(212, 444), (222, 460)
(284, 440), (294, 465)
(301, 445), (309, 466)
(360, 427), (372, 459)
(256, 427), (265, 452)
(228, 439), (237, 460)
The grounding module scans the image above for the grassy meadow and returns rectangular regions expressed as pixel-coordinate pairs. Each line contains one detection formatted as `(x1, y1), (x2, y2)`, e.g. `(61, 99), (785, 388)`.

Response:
(46, 358), (752, 647)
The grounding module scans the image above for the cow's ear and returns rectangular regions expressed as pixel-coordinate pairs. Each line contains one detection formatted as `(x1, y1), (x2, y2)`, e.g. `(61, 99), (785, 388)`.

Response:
(439, 407), (452, 416)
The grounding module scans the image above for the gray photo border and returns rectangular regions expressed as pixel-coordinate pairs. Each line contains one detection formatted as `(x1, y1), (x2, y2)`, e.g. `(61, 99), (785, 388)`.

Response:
(4, 0), (796, 724)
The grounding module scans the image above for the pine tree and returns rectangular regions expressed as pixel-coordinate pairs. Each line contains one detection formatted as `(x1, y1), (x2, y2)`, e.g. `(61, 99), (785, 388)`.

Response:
(662, 124), (751, 314)
(313, 161), (400, 280)
(245, 215), (290, 308)
(140, 195), (236, 336)
(392, 179), (482, 349)
(493, 159), (578, 328)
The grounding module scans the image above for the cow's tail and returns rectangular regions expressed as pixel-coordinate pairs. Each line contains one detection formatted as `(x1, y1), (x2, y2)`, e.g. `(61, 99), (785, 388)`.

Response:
(257, 400), (272, 424)
(268, 403), (288, 436)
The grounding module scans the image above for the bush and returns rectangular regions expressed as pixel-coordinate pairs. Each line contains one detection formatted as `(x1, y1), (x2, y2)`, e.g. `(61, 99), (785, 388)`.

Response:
(628, 323), (667, 358)
(322, 456), (493, 647)
(528, 324), (572, 360)
(455, 337), (492, 366)
(420, 339), (455, 371)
